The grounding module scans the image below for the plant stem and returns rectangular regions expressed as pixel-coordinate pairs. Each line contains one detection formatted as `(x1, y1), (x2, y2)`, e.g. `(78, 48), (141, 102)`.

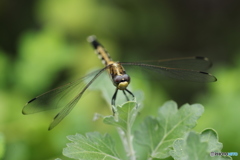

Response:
(117, 127), (136, 160)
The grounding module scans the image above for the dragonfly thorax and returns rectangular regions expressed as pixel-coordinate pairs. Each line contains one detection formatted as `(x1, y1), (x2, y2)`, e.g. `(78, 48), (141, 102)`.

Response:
(113, 74), (130, 90)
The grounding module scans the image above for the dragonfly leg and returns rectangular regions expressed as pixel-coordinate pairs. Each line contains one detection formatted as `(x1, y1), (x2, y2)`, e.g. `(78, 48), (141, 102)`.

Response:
(125, 89), (135, 100)
(122, 90), (130, 101)
(111, 88), (118, 115)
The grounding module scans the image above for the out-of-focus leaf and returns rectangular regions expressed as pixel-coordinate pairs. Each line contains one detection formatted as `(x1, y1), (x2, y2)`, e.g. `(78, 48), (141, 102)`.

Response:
(0, 133), (5, 159)
(0, 52), (9, 89)
(135, 101), (204, 159)
(16, 29), (72, 93)
(200, 129), (223, 153)
(63, 132), (120, 160)
(170, 130), (232, 160)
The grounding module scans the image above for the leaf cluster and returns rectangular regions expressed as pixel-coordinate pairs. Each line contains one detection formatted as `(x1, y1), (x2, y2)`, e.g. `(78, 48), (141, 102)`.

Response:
(61, 101), (231, 160)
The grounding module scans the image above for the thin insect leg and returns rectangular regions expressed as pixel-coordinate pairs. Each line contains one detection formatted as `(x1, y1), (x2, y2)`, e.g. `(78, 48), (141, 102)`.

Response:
(122, 90), (130, 101)
(111, 88), (118, 115)
(125, 89), (135, 100)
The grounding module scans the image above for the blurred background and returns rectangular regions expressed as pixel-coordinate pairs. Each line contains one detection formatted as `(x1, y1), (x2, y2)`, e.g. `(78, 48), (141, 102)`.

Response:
(1, 0), (240, 159)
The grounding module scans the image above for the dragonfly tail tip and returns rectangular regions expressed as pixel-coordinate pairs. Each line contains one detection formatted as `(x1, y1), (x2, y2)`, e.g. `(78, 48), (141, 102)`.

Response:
(87, 35), (97, 43)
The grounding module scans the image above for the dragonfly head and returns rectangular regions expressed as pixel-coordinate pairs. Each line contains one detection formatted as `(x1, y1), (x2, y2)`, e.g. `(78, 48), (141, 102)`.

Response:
(113, 74), (130, 90)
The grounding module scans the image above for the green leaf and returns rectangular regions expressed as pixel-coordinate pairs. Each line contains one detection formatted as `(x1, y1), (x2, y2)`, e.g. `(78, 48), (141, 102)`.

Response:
(135, 100), (204, 159)
(63, 132), (120, 160)
(103, 101), (140, 132)
(103, 101), (141, 160)
(170, 132), (208, 160)
(170, 130), (232, 160)
(200, 129), (223, 152)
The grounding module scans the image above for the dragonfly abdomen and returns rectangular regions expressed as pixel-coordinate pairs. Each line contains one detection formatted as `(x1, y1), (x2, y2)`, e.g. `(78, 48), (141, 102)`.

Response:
(88, 35), (112, 66)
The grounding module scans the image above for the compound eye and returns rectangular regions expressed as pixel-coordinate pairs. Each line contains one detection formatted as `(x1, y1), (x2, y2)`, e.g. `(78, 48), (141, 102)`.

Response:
(122, 74), (130, 81)
(113, 75), (122, 84)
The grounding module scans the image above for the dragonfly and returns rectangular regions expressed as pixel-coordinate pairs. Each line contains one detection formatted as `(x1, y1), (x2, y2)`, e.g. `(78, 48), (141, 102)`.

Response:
(23, 35), (217, 130)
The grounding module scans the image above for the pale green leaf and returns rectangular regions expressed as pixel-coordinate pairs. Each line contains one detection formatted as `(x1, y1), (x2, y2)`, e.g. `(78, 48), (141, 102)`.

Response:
(63, 132), (120, 160)
(103, 101), (142, 160)
(170, 130), (232, 160)
(200, 129), (223, 152)
(135, 100), (204, 159)
(103, 101), (141, 132)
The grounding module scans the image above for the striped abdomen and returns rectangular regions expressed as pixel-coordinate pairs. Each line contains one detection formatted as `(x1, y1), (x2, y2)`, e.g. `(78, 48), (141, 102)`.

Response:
(87, 35), (112, 66)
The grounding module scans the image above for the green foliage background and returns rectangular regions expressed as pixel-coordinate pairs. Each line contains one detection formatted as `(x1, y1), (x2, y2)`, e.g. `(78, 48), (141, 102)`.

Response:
(0, 0), (240, 159)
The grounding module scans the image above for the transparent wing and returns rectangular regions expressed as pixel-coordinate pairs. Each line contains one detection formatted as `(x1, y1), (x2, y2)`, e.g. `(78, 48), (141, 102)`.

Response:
(121, 57), (217, 82)
(23, 79), (85, 114)
(123, 56), (213, 71)
(23, 66), (108, 130)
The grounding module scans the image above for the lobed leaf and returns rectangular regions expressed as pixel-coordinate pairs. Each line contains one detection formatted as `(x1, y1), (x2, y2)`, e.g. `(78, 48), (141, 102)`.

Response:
(135, 100), (204, 159)
(200, 129), (223, 153)
(103, 101), (140, 132)
(63, 132), (120, 160)
(170, 130), (232, 160)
